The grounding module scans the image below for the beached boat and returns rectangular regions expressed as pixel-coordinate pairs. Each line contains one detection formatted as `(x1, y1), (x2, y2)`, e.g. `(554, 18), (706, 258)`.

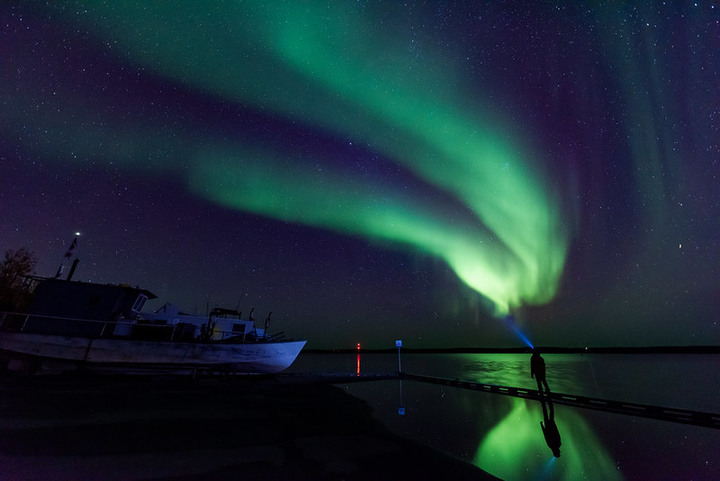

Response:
(0, 276), (306, 375)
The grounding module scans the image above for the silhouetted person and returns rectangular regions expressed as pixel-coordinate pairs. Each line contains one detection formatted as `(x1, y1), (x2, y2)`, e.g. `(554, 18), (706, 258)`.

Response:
(531, 348), (550, 393)
(540, 398), (562, 457)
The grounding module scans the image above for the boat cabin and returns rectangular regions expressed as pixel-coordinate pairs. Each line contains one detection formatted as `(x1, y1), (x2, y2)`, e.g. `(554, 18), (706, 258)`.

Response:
(3, 277), (268, 343)
(140, 304), (266, 342)
(15, 277), (157, 338)
(29, 277), (156, 322)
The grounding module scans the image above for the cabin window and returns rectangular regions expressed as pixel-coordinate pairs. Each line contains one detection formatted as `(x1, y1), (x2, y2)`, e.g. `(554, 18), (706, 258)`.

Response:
(232, 323), (246, 334)
(132, 294), (148, 313)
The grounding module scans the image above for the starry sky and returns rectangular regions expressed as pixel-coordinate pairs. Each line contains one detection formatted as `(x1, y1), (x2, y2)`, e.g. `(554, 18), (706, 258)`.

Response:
(1, 2), (718, 349)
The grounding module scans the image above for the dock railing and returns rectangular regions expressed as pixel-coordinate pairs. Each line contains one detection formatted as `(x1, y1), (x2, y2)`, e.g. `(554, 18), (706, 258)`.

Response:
(400, 372), (720, 430)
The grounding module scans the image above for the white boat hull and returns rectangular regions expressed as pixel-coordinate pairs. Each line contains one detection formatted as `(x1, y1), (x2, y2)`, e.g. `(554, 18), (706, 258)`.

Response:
(0, 332), (306, 374)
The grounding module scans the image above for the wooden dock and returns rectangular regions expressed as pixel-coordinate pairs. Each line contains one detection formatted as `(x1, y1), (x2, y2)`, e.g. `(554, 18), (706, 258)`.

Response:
(400, 372), (720, 430)
(278, 372), (719, 429)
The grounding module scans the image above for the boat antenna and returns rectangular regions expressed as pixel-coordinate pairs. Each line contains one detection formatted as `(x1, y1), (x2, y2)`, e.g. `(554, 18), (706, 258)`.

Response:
(54, 232), (80, 279)
(264, 312), (272, 333)
(66, 258), (80, 281)
(249, 307), (255, 322)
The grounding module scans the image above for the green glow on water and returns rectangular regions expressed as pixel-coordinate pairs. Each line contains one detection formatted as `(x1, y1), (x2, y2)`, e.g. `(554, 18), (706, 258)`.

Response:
(39, 2), (572, 314)
(475, 398), (620, 481)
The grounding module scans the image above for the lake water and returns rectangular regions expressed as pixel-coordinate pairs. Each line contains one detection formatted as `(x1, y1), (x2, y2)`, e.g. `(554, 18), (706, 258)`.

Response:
(288, 352), (720, 481)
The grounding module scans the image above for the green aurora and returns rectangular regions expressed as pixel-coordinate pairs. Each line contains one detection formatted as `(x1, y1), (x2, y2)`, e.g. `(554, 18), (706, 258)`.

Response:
(48, 1), (572, 315)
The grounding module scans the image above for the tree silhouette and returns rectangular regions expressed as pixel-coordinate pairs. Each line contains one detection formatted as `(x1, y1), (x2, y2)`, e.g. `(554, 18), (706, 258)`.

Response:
(0, 248), (37, 311)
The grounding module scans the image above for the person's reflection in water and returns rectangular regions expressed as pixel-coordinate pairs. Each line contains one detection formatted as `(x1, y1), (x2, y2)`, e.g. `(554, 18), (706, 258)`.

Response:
(530, 348), (561, 457)
(540, 397), (562, 457)
(530, 348), (550, 394)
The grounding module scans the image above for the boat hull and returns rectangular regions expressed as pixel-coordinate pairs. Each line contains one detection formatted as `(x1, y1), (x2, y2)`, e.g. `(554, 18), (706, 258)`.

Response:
(0, 332), (306, 374)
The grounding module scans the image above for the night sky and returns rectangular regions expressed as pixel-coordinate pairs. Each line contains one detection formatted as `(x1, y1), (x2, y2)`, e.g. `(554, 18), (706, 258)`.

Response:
(1, 2), (718, 349)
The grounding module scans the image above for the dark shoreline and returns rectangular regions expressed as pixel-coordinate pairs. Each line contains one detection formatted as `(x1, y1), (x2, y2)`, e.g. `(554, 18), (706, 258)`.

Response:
(307, 345), (720, 354)
(0, 374), (498, 480)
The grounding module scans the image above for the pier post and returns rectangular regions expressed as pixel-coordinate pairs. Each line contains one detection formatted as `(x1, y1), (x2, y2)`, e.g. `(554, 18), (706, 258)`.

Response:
(396, 339), (402, 373)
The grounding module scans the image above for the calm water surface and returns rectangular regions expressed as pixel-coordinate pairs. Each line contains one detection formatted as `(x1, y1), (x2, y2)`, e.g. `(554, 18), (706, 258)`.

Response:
(289, 352), (720, 481)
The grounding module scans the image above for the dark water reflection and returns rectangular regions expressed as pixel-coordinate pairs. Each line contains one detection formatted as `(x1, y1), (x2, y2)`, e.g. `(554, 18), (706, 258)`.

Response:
(290, 352), (720, 480)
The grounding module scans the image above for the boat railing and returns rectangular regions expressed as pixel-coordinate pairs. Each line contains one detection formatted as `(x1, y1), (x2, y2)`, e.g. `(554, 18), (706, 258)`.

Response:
(267, 331), (285, 342)
(0, 311), (278, 343)
(0, 310), (167, 339)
